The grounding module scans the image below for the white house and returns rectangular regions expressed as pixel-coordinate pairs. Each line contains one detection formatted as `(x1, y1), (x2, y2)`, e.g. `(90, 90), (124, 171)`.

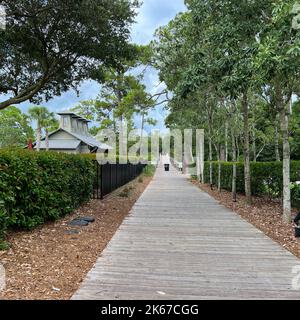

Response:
(33, 110), (112, 154)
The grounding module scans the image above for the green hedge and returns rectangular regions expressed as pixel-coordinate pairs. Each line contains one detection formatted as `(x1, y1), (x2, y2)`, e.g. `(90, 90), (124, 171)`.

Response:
(203, 161), (300, 203)
(0, 150), (95, 240)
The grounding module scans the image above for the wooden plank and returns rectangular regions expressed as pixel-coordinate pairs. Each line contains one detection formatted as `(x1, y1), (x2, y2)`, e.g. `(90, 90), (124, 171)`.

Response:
(72, 164), (300, 300)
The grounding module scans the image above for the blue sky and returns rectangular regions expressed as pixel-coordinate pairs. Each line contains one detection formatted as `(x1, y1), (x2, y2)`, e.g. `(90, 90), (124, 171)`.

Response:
(12, 0), (187, 130)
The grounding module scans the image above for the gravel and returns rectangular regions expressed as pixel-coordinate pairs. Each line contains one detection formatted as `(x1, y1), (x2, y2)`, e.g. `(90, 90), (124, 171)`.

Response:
(192, 180), (300, 259)
(0, 176), (152, 300)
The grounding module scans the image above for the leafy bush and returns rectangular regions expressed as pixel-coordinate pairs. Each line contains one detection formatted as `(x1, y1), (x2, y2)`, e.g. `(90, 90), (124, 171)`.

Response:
(142, 165), (156, 177)
(291, 182), (300, 210)
(203, 161), (300, 202)
(0, 150), (95, 240)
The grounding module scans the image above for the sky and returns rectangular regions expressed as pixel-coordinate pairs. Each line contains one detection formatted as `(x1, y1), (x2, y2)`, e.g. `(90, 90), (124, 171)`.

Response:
(12, 0), (187, 130)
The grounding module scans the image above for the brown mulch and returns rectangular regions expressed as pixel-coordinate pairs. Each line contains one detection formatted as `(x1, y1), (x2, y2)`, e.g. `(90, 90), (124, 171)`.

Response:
(0, 175), (152, 300)
(192, 180), (300, 259)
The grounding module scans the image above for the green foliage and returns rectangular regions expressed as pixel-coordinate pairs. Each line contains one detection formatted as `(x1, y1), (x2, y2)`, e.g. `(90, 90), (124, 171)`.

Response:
(0, 0), (139, 110)
(0, 150), (95, 240)
(142, 165), (156, 177)
(291, 182), (300, 210)
(0, 241), (9, 251)
(0, 106), (34, 148)
(204, 161), (300, 202)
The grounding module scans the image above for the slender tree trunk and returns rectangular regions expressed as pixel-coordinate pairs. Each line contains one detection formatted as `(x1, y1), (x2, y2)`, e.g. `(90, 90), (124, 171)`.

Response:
(45, 129), (49, 151)
(214, 143), (221, 191)
(197, 129), (205, 183)
(207, 104), (214, 189)
(225, 119), (228, 162)
(209, 137), (213, 188)
(280, 107), (291, 223)
(119, 115), (124, 157)
(242, 92), (252, 204)
(36, 126), (41, 152)
(139, 113), (145, 159)
(274, 117), (280, 161)
(274, 81), (291, 223)
(231, 122), (237, 202)
(252, 122), (257, 162)
(218, 158), (221, 192)
(253, 138), (257, 161)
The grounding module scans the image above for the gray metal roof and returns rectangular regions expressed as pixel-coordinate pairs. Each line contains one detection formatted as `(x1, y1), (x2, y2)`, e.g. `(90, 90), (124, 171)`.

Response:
(40, 128), (113, 151)
(69, 131), (113, 151)
(34, 139), (81, 150)
(57, 110), (91, 122)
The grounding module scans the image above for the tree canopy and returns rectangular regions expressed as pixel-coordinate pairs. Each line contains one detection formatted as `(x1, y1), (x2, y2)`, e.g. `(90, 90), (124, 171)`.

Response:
(0, 106), (33, 147)
(0, 0), (139, 110)
(153, 0), (300, 221)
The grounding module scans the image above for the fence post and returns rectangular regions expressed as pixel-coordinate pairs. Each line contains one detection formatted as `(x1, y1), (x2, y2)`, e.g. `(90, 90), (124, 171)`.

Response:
(109, 164), (112, 194)
(100, 164), (103, 200)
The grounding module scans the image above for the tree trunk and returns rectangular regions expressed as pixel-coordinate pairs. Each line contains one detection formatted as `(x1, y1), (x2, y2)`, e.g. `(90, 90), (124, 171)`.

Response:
(119, 116), (124, 157)
(45, 129), (49, 151)
(225, 119), (228, 162)
(252, 122), (257, 162)
(231, 122), (237, 202)
(253, 137), (256, 162)
(197, 129), (205, 183)
(242, 92), (252, 205)
(139, 113), (145, 157)
(275, 80), (291, 223)
(214, 144), (221, 191)
(36, 126), (41, 152)
(274, 118), (280, 161)
(207, 108), (213, 189)
(280, 107), (291, 223)
(218, 160), (221, 192)
(209, 136), (213, 189)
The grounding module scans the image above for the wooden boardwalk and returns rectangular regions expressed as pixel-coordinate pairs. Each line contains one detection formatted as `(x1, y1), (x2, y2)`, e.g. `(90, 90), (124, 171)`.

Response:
(73, 165), (300, 300)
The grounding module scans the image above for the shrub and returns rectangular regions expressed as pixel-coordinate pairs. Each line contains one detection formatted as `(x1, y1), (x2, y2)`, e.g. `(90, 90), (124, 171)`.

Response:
(203, 161), (300, 203)
(0, 150), (95, 240)
(142, 165), (156, 177)
(118, 186), (133, 198)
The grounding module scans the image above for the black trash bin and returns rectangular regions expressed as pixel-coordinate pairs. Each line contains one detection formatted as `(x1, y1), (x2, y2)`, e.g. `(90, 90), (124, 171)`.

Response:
(164, 164), (170, 171)
(294, 212), (300, 237)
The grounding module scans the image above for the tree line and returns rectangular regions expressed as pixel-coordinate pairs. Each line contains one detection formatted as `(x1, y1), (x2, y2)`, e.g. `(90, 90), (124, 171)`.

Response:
(152, 0), (300, 222)
(0, 1), (160, 152)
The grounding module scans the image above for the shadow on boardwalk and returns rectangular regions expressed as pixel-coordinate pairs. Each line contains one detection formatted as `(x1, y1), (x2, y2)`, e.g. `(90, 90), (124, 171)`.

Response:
(73, 165), (300, 300)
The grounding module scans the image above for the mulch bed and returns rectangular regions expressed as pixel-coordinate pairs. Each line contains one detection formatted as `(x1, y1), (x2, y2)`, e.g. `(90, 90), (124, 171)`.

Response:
(192, 180), (300, 259)
(0, 175), (152, 300)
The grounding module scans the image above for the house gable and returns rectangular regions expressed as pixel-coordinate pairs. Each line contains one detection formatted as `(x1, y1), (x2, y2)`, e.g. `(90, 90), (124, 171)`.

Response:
(49, 130), (77, 140)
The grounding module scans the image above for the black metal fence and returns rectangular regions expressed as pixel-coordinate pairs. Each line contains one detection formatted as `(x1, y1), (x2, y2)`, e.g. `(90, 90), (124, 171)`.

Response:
(93, 161), (147, 199)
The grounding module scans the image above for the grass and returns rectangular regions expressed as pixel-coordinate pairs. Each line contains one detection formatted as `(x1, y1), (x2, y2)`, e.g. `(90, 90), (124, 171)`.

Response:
(0, 241), (9, 251)
(142, 165), (156, 177)
(118, 165), (156, 197)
